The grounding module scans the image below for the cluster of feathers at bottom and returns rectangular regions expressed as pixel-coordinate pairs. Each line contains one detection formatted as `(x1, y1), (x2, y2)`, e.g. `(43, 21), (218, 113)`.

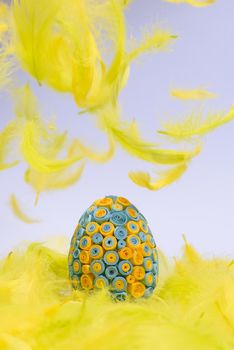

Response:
(0, 238), (233, 350)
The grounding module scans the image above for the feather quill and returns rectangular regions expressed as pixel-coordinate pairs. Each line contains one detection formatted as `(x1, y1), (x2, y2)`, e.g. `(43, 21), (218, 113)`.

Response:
(158, 106), (234, 140)
(129, 163), (187, 190)
(10, 194), (40, 223)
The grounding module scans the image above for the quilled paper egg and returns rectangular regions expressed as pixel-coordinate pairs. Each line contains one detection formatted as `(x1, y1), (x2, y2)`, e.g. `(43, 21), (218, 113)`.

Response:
(68, 195), (159, 301)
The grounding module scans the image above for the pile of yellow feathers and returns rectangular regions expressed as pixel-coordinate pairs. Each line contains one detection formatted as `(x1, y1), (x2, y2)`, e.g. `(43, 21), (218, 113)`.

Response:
(0, 238), (233, 350)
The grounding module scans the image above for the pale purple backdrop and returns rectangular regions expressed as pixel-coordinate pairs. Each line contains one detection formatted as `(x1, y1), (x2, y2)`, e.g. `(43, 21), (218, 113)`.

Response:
(1, 0), (234, 258)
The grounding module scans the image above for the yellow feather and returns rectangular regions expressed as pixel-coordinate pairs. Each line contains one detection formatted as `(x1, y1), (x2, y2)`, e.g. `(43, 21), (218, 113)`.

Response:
(21, 121), (83, 173)
(61, 1), (105, 106)
(11, 85), (83, 174)
(24, 163), (85, 205)
(127, 29), (177, 63)
(10, 194), (40, 224)
(0, 333), (31, 350)
(12, 0), (178, 111)
(12, 0), (62, 85)
(0, 161), (19, 171)
(0, 120), (21, 170)
(14, 85), (69, 161)
(170, 88), (217, 100)
(101, 108), (201, 164)
(68, 137), (116, 163)
(11, 0), (126, 110)
(164, 0), (216, 7)
(129, 163), (188, 190)
(1, 85), (86, 199)
(158, 106), (234, 139)
(13, 84), (39, 121)
(0, 240), (233, 349)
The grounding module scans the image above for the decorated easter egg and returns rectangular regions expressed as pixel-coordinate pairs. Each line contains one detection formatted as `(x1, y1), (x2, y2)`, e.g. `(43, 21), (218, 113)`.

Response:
(68, 195), (158, 300)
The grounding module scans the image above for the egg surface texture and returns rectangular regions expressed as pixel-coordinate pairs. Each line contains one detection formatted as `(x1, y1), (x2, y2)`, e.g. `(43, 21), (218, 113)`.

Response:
(68, 195), (158, 300)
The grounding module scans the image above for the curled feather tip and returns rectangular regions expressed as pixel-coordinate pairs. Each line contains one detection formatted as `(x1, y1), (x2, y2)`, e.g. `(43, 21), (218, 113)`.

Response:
(129, 163), (188, 190)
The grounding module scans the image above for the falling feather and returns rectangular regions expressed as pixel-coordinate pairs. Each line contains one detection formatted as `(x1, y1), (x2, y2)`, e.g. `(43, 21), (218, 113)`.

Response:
(13, 84), (39, 120)
(68, 136), (116, 163)
(11, 0), (125, 110)
(12, 0), (62, 85)
(170, 88), (217, 100)
(61, 0), (107, 108)
(158, 106), (234, 139)
(101, 108), (201, 164)
(72, 0), (128, 111)
(0, 120), (21, 170)
(24, 163), (85, 205)
(10, 194), (40, 224)
(12, 0), (177, 111)
(163, 0), (216, 7)
(127, 29), (177, 63)
(1, 85), (86, 197)
(14, 85), (68, 160)
(129, 163), (188, 190)
(11, 85), (83, 173)
(21, 121), (83, 173)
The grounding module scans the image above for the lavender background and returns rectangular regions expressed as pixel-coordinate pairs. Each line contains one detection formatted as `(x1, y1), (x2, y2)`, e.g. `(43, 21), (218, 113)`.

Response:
(1, 0), (234, 258)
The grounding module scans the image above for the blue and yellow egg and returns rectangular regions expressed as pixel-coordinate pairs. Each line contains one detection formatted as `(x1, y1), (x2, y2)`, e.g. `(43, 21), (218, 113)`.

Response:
(68, 196), (158, 300)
